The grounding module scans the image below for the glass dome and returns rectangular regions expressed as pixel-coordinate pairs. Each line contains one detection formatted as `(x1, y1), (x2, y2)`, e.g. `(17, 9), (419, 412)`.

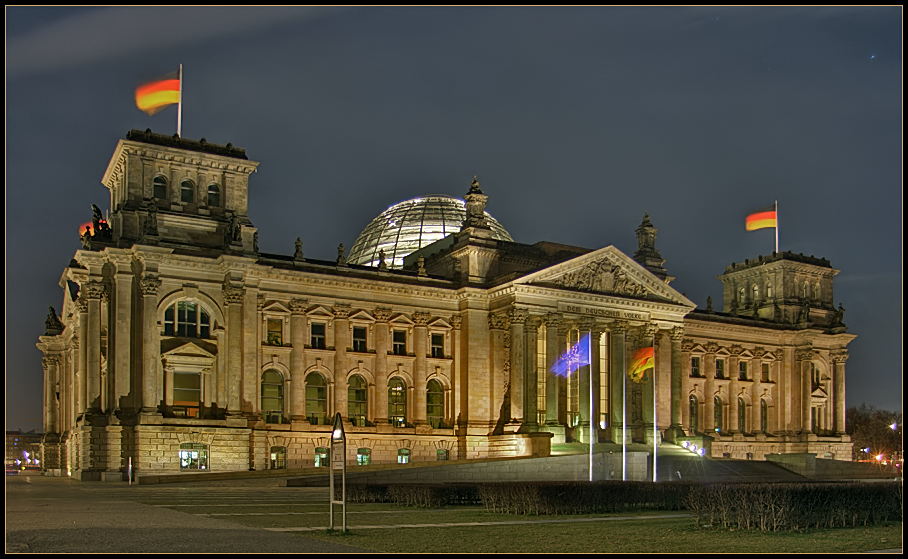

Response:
(347, 195), (513, 269)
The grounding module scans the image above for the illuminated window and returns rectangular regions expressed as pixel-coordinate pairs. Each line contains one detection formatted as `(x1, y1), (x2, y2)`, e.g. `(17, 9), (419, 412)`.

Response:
(393, 330), (407, 355)
(180, 179), (195, 204)
(164, 301), (211, 338)
(314, 447), (328, 467)
(691, 356), (701, 377)
(715, 359), (725, 379)
(431, 333), (444, 358)
(426, 379), (444, 428)
(153, 175), (168, 199)
(172, 372), (200, 418)
(207, 184), (220, 207)
(352, 326), (367, 352)
(389, 377), (407, 427)
(397, 449), (410, 464)
(436, 449), (449, 461)
(357, 448), (371, 466)
(270, 446), (286, 469)
(179, 443), (208, 470)
(261, 369), (284, 424)
(305, 372), (327, 425)
(310, 323), (326, 349)
(347, 374), (367, 427)
(266, 319), (283, 346)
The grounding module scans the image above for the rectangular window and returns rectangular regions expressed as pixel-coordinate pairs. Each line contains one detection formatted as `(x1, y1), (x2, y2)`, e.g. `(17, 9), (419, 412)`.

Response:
(436, 449), (449, 461)
(393, 330), (407, 355)
(716, 359), (725, 379)
(352, 326), (367, 352)
(739, 361), (748, 381)
(310, 323), (326, 349)
(267, 319), (282, 346)
(397, 449), (410, 464)
(314, 448), (328, 468)
(357, 448), (372, 466)
(691, 356), (701, 377)
(176, 302), (198, 337)
(431, 333), (444, 358)
(762, 363), (770, 382)
(172, 372), (200, 418)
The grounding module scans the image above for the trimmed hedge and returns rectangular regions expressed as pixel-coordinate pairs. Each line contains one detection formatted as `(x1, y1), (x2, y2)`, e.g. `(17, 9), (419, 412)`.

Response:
(684, 481), (903, 531)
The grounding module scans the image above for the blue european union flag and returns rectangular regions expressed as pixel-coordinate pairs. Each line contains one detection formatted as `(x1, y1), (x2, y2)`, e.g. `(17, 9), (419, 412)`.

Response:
(551, 333), (591, 377)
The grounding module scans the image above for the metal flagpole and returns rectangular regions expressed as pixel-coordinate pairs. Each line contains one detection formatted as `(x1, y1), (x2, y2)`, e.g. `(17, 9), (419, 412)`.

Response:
(622, 331), (627, 481)
(653, 335), (657, 483)
(177, 64), (183, 137)
(589, 331), (594, 482)
(774, 200), (779, 253)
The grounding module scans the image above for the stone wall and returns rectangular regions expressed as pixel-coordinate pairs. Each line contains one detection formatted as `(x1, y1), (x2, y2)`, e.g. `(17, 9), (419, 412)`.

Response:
(766, 453), (897, 479)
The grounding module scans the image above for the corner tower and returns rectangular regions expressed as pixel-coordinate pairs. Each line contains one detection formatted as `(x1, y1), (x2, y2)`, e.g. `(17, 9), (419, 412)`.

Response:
(97, 129), (260, 254)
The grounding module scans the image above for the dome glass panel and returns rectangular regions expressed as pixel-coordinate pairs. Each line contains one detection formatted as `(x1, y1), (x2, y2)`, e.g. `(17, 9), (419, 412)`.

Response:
(347, 195), (513, 269)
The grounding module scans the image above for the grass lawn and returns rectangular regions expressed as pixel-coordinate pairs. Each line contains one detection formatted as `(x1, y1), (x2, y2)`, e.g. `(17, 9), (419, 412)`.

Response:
(155, 500), (901, 553)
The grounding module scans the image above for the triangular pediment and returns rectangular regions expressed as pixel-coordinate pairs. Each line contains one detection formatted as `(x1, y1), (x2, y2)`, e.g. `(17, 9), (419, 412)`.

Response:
(428, 317), (452, 330)
(306, 305), (334, 318)
(348, 310), (376, 323)
(162, 342), (216, 359)
(517, 246), (694, 307)
(389, 314), (415, 326)
(262, 301), (291, 314)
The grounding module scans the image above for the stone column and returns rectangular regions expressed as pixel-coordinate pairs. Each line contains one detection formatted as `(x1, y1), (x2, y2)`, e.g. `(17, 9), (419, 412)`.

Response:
(289, 299), (308, 420)
(373, 308), (392, 424)
(333, 303), (351, 421)
(641, 323), (658, 444)
(781, 346), (794, 434)
(669, 326), (684, 435)
(544, 313), (561, 425)
(42, 356), (58, 434)
(450, 315), (462, 428)
(413, 311), (431, 426)
(71, 336), (82, 420)
(164, 365), (174, 406)
(140, 275), (161, 413)
(752, 349), (765, 434)
(556, 321), (570, 426)
(728, 345), (742, 434)
(680, 338), (693, 432)
(831, 349), (848, 435)
(85, 280), (107, 412)
(75, 326), (86, 417)
(109, 255), (133, 412)
(576, 318), (594, 442)
(798, 347), (814, 434)
(223, 282), (246, 416)
(589, 323), (603, 442)
(524, 316), (540, 431)
(488, 312), (507, 423)
(609, 321), (628, 444)
(508, 308), (527, 424)
(704, 345), (716, 432)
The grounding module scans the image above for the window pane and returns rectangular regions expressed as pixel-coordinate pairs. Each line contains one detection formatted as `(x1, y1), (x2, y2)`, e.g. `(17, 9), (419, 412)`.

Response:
(181, 180), (194, 203)
(208, 185), (220, 207)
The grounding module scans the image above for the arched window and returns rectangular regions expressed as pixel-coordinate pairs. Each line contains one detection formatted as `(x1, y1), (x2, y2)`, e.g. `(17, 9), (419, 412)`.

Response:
(388, 377), (407, 427)
(397, 448), (410, 464)
(426, 379), (444, 428)
(179, 442), (208, 470)
(180, 179), (195, 204)
(739, 287), (746, 304)
(270, 446), (286, 469)
(207, 184), (220, 208)
(347, 374), (367, 427)
(153, 175), (168, 199)
(760, 399), (768, 434)
(766, 284), (773, 298)
(814, 283), (820, 301)
(738, 398), (746, 433)
(714, 396), (723, 433)
(164, 301), (211, 338)
(261, 369), (284, 424)
(305, 372), (327, 425)
(752, 284), (759, 301)
(689, 395), (699, 434)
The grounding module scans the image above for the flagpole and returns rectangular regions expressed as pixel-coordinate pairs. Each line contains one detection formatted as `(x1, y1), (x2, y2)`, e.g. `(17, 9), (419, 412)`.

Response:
(653, 334), (657, 483)
(177, 64), (183, 137)
(622, 331), (627, 482)
(589, 332), (594, 482)
(774, 200), (779, 254)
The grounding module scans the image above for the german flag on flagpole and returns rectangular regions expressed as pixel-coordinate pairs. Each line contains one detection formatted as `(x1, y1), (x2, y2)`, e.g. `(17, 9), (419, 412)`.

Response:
(745, 204), (778, 231)
(629, 346), (654, 384)
(135, 69), (181, 117)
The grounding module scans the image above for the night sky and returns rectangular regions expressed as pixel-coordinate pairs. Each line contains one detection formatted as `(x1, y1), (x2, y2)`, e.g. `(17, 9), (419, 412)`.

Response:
(6, 7), (901, 432)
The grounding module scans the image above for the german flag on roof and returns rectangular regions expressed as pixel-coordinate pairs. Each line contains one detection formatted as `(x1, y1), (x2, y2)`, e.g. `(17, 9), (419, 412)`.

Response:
(746, 205), (777, 231)
(135, 71), (180, 116)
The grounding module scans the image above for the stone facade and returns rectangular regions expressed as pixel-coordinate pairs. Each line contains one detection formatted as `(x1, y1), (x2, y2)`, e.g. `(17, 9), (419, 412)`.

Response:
(37, 131), (854, 480)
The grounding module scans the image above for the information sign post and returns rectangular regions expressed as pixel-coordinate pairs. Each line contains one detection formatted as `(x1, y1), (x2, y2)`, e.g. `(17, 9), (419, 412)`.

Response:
(329, 412), (346, 532)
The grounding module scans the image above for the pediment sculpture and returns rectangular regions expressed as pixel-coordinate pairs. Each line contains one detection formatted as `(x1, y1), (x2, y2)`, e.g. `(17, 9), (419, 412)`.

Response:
(553, 257), (648, 297)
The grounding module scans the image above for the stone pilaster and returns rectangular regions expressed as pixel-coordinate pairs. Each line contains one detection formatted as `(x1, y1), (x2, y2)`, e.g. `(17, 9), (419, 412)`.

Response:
(508, 308), (527, 425)
(413, 311), (431, 426)
(85, 280), (107, 412)
(333, 303), (351, 421)
(797, 346), (815, 434)
(831, 348), (848, 435)
(140, 275), (161, 414)
(289, 299), (308, 421)
(373, 308), (392, 424)
(544, 313), (562, 425)
(77, 298), (88, 417)
(450, 315), (462, 429)
(488, 312), (508, 424)
(640, 323), (658, 445)
(524, 316), (540, 431)
(727, 344), (743, 434)
(556, 321), (570, 426)
(680, 338), (694, 432)
(223, 282), (245, 416)
(668, 326), (684, 438)
(109, 254), (134, 412)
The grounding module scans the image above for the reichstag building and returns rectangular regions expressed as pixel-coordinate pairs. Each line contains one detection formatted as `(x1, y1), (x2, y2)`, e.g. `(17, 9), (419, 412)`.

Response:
(37, 130), (855, 480)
